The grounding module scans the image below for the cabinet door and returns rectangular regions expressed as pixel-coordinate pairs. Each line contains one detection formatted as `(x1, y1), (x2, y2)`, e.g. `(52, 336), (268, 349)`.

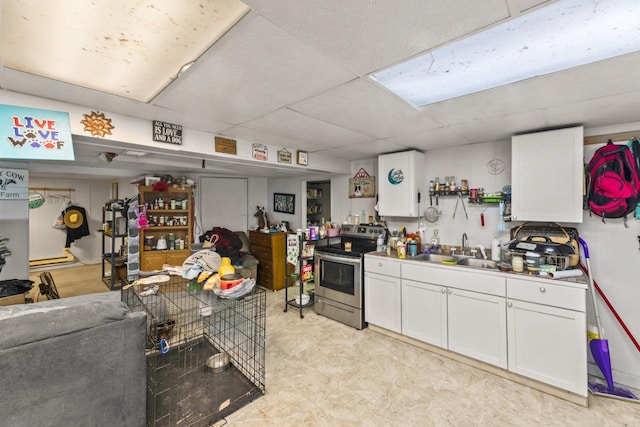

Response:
(507, 299), (587, 395)
(141, 252), (166, 271)
(378, 150), (424, 217)
(364, 272), (401, 333)
(166, 250), (189, 267)
(448, 288), (507, 369)
(401, 279), (447, 347)
(511, 126), (584, 223)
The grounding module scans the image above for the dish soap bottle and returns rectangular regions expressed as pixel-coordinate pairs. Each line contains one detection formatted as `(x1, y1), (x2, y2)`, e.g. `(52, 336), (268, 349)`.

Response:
(430, 229), (440, 253)
(491, 236), (502, 261)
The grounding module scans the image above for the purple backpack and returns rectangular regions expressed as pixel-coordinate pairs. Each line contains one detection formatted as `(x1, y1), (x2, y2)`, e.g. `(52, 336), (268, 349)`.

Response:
(587, 139), (640, 224)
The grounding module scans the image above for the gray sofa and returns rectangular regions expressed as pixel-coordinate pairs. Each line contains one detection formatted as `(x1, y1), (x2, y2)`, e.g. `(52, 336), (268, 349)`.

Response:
(0, 292), (147, 427)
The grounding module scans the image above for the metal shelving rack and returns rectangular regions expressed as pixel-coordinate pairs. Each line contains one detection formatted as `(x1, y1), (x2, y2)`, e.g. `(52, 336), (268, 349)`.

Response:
(101, 205), (127, 290)
(284, 234), (330, 318)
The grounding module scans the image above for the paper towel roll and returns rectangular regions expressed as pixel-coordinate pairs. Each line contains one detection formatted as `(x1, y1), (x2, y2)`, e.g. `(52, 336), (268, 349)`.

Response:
(546, 269), (583, 279)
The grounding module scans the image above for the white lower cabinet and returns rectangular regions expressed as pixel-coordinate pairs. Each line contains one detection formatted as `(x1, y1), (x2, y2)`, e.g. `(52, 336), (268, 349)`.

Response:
(401, 263), (507, 369)
(364, 255), (588, 397)
(506, 278), (587, 396)
(401, 279), (447, 347)
(365, 272), (401, 333)
(448, 288), (507, 369)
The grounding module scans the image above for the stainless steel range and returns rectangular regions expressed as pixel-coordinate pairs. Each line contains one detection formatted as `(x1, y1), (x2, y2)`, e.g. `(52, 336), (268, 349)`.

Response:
(314, 224), (386, 330)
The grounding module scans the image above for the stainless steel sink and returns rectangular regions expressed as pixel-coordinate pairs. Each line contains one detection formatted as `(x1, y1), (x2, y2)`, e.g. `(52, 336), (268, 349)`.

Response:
(456, 258), (498, 269)
(409, 253), (458, 263)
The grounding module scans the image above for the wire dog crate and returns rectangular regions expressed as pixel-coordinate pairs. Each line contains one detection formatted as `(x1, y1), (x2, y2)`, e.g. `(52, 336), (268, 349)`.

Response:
(122, 276), (265, 426)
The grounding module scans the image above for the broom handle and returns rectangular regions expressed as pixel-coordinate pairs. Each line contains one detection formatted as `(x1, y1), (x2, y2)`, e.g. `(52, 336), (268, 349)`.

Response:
(578, 238), (604, 337)
(579, 259), (640, 353)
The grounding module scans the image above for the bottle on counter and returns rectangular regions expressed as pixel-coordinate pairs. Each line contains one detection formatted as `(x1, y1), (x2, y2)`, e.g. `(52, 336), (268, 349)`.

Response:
(430, 229), (440, 252)
(361, 209), (367, 224)
(376, 234), (385, 252)
(491, 236), (502, 261)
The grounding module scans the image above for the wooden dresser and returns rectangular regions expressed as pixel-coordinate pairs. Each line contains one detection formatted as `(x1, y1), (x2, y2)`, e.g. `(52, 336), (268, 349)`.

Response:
(249, 231), (289, 291)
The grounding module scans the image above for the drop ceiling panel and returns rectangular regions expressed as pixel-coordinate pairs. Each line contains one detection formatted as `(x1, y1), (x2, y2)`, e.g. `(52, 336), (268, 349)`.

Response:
(449, 110), (547, 143)
(2, 69), (233, 134)
(545, 90), (640, 129)
(290, 78), (443, 138)
(239, 108), (375, 150)
(243, 0), (513, 75)
(385, 126), (472, 151)
(220, 125), (304, 149)
(153, 13), (355, 124)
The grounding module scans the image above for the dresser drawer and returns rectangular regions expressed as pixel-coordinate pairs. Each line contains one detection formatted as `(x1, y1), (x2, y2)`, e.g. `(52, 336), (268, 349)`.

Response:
(507, 277), (585, 312)
(364, 255), (401, 277)
(249, 231), (276, 247)
(252, 246), (274, 262)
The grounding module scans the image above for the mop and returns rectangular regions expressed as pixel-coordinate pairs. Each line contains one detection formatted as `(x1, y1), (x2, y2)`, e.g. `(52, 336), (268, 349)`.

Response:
(579, 237), (639, 402)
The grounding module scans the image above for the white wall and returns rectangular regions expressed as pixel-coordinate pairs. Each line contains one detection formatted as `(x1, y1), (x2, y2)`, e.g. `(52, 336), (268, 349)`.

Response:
(28, 177), (112, 265)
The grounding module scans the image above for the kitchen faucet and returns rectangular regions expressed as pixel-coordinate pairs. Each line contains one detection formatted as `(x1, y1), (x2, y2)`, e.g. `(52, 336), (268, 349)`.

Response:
(461, 232), (468, 255)
(477, 244), (487, 260)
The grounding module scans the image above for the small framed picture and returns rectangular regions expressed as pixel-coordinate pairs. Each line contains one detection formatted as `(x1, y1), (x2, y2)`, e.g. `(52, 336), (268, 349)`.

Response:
(296, 150), (308, 166)
(274, 192), (295, 214)
(145, 176), (160, 186)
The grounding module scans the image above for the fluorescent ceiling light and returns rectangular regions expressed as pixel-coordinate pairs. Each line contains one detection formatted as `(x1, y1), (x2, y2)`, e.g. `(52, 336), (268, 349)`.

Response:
(1, 0), (250, 102)
(370, 0), (640, 107)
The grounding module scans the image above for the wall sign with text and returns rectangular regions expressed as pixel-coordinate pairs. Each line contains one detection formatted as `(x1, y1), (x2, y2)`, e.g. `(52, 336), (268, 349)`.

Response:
(153, 121), (182, 145)
(0, 104), (74, 160)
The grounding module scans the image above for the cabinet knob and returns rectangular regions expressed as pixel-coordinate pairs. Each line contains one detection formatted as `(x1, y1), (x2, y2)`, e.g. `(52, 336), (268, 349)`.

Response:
(441, 288), (446, 294)
(448, 289), (452, 295)
(539, 286), (546, 293)
(378, 262), (382, 267)
(508, 302), (513, 307)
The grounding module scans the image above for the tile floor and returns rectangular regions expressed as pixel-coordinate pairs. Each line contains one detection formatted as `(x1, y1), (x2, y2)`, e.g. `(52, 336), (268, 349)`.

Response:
(28, 264), (640, 426)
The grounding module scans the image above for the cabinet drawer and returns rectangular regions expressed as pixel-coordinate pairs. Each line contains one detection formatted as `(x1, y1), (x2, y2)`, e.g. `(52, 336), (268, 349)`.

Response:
(507, 278), (585, 312)
(252, 246), (274, 262)
(257, 262), (275, 276)
(249, 231), (276, 247)
(364, 256), (401, 277)
(403, 263), (505, 297)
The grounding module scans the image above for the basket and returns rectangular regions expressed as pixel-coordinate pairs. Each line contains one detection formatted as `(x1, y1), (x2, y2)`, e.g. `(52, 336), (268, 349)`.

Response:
(326, 228), (340, 237)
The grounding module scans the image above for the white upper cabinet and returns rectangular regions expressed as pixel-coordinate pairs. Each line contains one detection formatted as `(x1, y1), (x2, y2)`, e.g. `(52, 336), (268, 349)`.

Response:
(378, 150), (425, 217)
(511, 126), (584, 223)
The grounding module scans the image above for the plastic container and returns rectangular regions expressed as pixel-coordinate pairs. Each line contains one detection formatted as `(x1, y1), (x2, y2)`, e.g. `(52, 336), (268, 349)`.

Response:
(512, 255), (524, 272)
(397, 241), (407, 259)
(408, 240), (418, 256)
(525, 252), (541, 271)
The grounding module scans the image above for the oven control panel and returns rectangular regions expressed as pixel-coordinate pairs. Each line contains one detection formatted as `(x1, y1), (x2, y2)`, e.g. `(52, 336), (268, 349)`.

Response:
(341, 224), (386, 239)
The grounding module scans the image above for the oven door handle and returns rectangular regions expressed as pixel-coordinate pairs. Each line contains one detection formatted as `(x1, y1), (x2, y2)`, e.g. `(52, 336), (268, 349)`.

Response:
(316, 253), (361, 266)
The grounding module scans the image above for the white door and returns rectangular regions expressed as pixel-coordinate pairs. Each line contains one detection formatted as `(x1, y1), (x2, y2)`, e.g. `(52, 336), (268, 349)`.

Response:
(507, 299), (587, 395)
(448, 288), (507, 369)
(364, 272), (402, 333)
(401, 279), (447, 347)
(198, 177), (248, 234)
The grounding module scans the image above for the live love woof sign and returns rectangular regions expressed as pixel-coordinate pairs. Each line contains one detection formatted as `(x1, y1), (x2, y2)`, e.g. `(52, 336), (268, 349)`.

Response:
(0, 104), (74, 160)
(152, 121), (182, 145)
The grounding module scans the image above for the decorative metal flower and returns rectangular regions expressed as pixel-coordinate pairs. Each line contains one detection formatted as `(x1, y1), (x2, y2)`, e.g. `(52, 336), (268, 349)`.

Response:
(81, 111), (115, 137)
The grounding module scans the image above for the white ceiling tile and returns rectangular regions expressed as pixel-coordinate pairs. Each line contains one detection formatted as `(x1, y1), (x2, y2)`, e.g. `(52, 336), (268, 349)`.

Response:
(240, 108), (375, 150)
(153, 13), (355, 124)
(545, 90), (640, 128)
(386, 127), (473, 151)
(450, 110), (547, 143)
(290, 78), (443, 138)
(244, 0), (513, 75)
(220, 125), (303, 150)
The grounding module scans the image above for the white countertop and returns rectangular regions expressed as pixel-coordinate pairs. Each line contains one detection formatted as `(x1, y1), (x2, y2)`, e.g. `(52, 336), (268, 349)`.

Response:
(365, 251), (588, 289)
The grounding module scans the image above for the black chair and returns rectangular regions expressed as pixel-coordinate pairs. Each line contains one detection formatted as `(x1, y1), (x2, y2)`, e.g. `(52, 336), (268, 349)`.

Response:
(38, 271), (60, 301)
